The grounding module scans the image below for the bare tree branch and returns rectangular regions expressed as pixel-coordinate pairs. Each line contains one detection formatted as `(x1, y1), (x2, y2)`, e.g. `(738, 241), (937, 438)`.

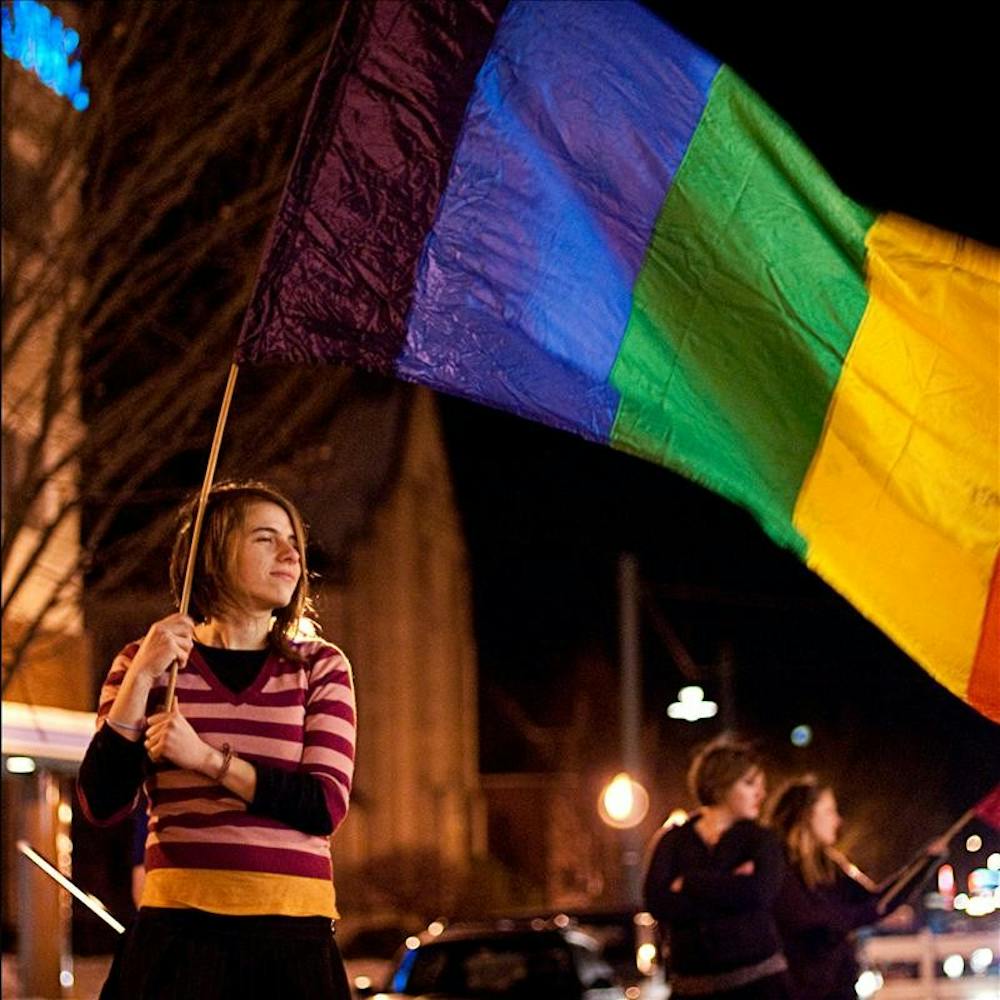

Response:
(2, 0), (343, 688)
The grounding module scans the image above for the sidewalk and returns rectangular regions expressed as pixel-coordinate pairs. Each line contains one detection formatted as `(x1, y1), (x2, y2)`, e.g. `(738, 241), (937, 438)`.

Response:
(2, 954), (112, 999)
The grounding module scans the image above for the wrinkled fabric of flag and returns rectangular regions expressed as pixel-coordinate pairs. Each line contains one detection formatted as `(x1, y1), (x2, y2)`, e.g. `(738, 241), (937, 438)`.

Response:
(239, 0), (1000, 721)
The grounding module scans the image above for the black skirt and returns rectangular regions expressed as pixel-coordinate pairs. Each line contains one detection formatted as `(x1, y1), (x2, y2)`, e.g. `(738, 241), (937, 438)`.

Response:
(100, 908), (353, 1000)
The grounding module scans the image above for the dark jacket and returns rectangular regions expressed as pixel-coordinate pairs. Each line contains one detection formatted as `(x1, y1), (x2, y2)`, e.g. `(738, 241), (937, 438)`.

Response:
(643, 816), (786, 976)
(774, 854), (936, 1000)
(772, 868), (877, 1000)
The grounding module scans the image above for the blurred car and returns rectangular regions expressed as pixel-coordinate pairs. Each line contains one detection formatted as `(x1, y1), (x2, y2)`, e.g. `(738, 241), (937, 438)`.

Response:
(339, 920), (420, 997)
(359, 921), (626, 999)
(554, 910), (667, 1000)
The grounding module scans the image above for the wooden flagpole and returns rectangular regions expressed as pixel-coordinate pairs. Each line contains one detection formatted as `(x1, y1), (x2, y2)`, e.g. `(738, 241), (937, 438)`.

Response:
(163, 361), (240, 712)
(158, 0), (353, 716)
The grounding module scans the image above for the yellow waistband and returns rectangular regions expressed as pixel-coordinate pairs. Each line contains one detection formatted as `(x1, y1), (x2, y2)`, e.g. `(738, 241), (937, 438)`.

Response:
(141, 868), (337, 919)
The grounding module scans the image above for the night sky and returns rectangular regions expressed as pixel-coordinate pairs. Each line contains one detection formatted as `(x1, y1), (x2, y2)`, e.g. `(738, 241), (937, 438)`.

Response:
(437, 3), (998, 870)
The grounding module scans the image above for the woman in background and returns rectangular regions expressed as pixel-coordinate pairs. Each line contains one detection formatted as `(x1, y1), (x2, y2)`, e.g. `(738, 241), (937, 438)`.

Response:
(643, 736), (790, 999)
(767, 775), (946, 1000)
(79, 481), (356, 999)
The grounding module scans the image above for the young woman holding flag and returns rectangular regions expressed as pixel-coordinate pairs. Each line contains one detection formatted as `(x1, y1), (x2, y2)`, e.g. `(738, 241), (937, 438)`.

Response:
(78, 481), (356, 999)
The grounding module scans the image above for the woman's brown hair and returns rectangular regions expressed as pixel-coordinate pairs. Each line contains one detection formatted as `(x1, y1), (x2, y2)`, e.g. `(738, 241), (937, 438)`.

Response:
(688, 735), (763, 807)
(169, 480), (314, 661)
(767, 775), (837, 889)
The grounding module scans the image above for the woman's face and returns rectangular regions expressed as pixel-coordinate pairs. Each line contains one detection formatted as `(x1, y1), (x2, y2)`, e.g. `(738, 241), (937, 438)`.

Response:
(722, 766), (766, 820)
(809, 789), (841, 846)
(226, 500), (301, 614)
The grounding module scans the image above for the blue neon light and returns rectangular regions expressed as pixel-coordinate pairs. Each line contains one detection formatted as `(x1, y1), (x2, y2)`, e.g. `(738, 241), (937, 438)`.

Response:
(2, 1), (89, 110)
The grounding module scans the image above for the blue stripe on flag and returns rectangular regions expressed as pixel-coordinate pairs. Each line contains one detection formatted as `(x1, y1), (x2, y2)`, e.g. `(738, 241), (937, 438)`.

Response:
(399, 0), (719, 442)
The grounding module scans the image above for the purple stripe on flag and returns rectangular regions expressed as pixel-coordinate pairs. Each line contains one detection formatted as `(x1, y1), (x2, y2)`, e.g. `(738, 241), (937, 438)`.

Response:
(237, 0), (507, 369)
(400, 0), (719, 442)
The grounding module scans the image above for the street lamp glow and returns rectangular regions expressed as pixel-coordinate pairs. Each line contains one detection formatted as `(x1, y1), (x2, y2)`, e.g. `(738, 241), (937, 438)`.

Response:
(6, 756), (36, 774)
(667, 686), (718, 721)
(966, 834), (983, 852)
(598, 773), (650, 829)
(987, 853), (1000, 871)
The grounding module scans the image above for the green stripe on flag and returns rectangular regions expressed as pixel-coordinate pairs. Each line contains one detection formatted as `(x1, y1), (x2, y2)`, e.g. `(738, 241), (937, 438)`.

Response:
(609, 66), (876, 555)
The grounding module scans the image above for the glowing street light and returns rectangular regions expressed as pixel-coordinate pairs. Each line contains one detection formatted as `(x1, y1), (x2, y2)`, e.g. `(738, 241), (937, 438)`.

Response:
(598, 772), (650, 829)
(667, 686), (717, 721)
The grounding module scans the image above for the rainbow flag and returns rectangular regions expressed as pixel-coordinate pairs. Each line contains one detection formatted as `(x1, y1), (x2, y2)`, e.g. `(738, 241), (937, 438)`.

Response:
(239, 0), (999, 720)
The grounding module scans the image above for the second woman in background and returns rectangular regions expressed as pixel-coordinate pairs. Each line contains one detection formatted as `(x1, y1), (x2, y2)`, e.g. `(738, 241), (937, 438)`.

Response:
(768, 775), (945, 1000)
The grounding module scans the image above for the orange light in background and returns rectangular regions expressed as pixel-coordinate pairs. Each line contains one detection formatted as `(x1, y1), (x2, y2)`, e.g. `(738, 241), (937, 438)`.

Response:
(598, 773), (650, 829)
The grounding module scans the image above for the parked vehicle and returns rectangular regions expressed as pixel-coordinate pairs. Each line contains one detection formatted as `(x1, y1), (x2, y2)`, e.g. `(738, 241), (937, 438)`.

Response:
(359, 921), (625, 999)
(551, 909), (667, 1000)
(340, 921), (418, 997)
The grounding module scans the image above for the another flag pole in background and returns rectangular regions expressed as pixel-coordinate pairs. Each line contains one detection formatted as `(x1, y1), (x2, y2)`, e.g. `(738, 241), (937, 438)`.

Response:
(878, 783), (1000, 912)
(237, 0), (999, 720)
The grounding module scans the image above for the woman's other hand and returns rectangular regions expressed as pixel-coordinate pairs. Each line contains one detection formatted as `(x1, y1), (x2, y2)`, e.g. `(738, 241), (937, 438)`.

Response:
(145, 705), (210, 772)
(131, 614), (195, 682)
(733, 860), (755, 876)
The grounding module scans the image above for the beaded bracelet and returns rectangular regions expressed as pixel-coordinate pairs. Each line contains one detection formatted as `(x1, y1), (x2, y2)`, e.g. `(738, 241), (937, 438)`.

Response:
(216, 743), (234, 782)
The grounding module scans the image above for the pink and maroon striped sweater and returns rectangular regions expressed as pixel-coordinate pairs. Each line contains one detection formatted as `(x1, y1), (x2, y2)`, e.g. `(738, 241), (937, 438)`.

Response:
(87, 639), (355, 918)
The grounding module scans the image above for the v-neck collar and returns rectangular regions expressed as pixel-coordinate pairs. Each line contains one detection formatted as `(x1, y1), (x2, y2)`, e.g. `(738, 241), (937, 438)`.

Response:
(188, 643), (275, 706)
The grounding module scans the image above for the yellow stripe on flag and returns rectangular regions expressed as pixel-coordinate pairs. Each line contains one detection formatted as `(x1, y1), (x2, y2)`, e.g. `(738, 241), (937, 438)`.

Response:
(794, 213), (1000, 713)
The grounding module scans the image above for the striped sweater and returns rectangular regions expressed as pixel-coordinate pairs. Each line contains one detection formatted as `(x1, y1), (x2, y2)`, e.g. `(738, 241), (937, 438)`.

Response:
(85, 638), (355, 918)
